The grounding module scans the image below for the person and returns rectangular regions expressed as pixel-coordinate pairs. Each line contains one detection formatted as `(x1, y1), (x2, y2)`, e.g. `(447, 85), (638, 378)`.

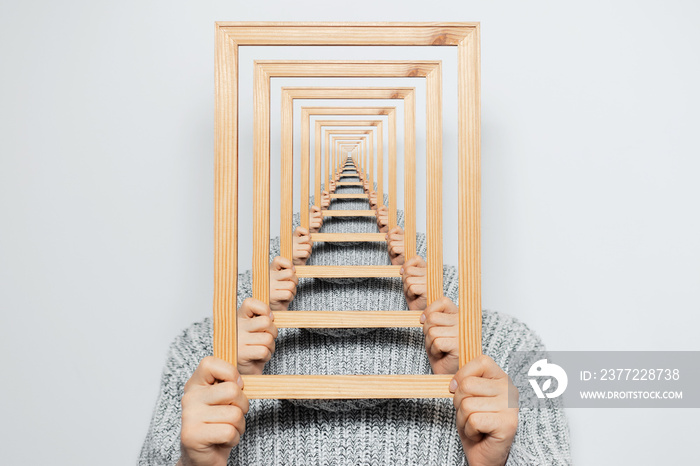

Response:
(139, 179), (571, 465)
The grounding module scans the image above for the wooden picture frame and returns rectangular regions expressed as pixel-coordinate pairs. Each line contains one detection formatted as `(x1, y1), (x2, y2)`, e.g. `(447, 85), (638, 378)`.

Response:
(215, 22), (481, 399)
(279, 86), (418, 263)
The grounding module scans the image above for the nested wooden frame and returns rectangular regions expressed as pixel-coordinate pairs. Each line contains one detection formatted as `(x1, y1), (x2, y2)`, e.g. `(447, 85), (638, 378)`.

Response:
(305, 106), (403, 236)
(303, 103), (416, 259)
(215, 22), (481, 399)
(280, 86), (418, 256)
(262, 60), (438, 283)
(317, 119), (382, 210)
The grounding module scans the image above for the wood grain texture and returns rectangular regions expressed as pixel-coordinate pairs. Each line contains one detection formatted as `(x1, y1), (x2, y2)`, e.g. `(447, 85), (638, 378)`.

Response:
(310, 233), (386, 242)
(272, 310), (422, 328)
(425, 64), (443, 306)
(376, 120), (384, 205)
(403, 91), (417, 259)
(458, 27), (482, 365)
(321, 209), (376, 217)
(299, 103), (310, 230)
(280, 91), (294, 259)
(330, 193), (369, 199)
(388, 111), (397, 229)
(257, 61), (440, 79)
(295, 265), (401, 278)
(213, 28), (238, 366)
(325, 131), (330, 188)
(219, 23), (476, 46)
(252, 60), (270, 305)
(242, 374), (454, 399)
(314, 120), (322, 207)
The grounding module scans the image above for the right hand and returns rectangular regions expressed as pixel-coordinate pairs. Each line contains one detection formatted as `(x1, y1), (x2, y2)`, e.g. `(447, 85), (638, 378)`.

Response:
(386, 226), (405, 265)
(179, 357), (250, 466)
(237, 298), (278, 375)
(375, 205), (389, 233)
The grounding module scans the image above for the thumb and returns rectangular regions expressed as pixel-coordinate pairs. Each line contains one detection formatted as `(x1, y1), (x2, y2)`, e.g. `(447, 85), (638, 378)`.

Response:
(270, 256), (294, 272)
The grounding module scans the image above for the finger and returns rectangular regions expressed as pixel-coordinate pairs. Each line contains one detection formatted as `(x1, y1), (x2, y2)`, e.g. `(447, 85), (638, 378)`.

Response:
(406, 283), (426, 301)
(455, 354), (507, 381)
(272, 268), (296, 281)
(273, 279), (298, 293)
(423, 308), (457, 329)
(424, 297), (459, 318)
(458, 394), (506, 421)
(243, 331), (276, 351)
(198, 404), (247, 431)
(187, 356), (242, 390)
(294, 227), (309, 237)
(238, 298), (272, 320)
(403, 255), (426, 271)
(456, 411), (502, 444)
(453, 375), (504, 399)
(241, 344), (273, 363)
(241, 315), (278, 338)
(270, 289), (295, 303)
(270, 256), (295, 272)
(191, 423), (241, 448)
(199, 381), (248, 408)
(425, 332), (457, 357)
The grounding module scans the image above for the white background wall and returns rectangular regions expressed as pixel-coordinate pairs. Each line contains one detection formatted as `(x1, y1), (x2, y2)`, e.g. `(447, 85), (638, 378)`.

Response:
(1, 1), (699, 464)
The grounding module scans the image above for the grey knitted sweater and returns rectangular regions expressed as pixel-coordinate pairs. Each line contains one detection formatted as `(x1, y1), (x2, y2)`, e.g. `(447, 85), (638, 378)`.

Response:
(139, 178), (572, 465)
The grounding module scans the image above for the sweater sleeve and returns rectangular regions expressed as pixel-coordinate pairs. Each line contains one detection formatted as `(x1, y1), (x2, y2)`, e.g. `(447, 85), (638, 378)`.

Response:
(138, 320), (213, 465)
(442, 265), (571, 465)
(481, 312), (572, 466)
(139, 276), (251, 465)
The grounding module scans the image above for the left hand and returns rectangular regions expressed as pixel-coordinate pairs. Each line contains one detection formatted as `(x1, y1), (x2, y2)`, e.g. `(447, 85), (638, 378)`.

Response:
(309, 206), (323, 233)
(292, 227), (312, 265)
(387, 226), (405, 265)
(450, 355), (519, 466)
(269, 256), (298, 311)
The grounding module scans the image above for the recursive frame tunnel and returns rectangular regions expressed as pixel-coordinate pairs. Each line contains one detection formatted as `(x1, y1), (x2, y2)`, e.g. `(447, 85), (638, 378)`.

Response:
(214, 22), (481, 399)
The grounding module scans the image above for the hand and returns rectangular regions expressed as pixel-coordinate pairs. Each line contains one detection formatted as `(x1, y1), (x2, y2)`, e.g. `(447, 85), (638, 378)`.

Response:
(321, 190), (331, 210)
(421, 296), (458, 374)
(329, 180), (337, 193)
(309, 206), (323, 233)
(178, 357), (250, 466)
(269, 256), (297, 311)
(292, 227), (312, 265)
(450, 355), (519, 466)
(363, 180), (370, 193)
(237, 298), (278, 375)
(387, 226), (405, 265)
(368, 191), (379, 210)
(375, 205), (389, 233)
